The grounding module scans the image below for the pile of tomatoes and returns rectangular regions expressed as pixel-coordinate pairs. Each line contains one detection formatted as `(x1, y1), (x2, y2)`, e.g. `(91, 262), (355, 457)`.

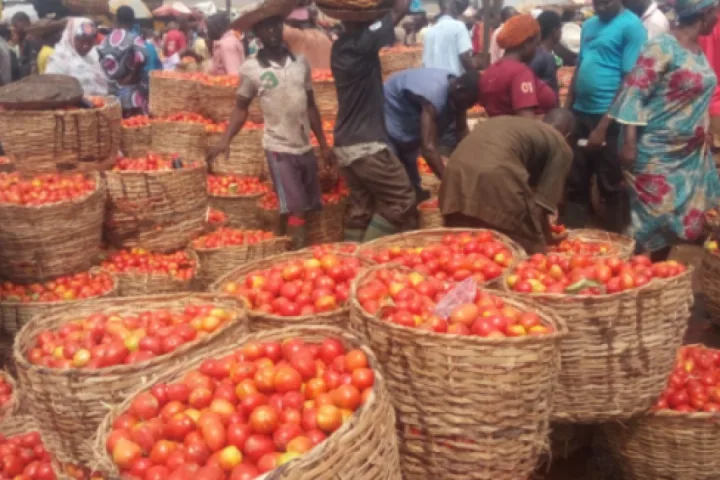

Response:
(548, 238), (616, 256)
(192, 229), (275, 250)
(207, 176), (269, 197)
(419, 198), (439, 210)
(0, 272), (114, 303)
(0, 173), (96, 206)
(26, 305), (235, 369)
(121, 116), (151, 128)
(311, 70), (334, 82)
(0, 375), (13, 412)
(205, 121), (263, 134)
(106, 337), (375, 479)
(221, 252), (363, 317)
(305, 244), (358, 257)
(654, 345), (720, 413)
(152, 71), (239, 87)
(101, 249), (196, 281)
(507, 253), (687, 295)
(0, 430), (56, 479)
(207, 209), (228, 228)
(114, 154), (192, 172)
(258, 190), (345, 211)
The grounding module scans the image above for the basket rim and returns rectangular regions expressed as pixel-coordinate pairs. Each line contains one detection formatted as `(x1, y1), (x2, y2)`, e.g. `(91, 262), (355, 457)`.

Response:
(12, 292), (246, 379)
(350, 263), (569, 344)
(107, 161), (207, 176)
(208, 191), (265, 200)
(0, 171), (103, 212)
(192, 235), (291, 253)
(101, 249), (200, 282)
(0, 270), (118, 308)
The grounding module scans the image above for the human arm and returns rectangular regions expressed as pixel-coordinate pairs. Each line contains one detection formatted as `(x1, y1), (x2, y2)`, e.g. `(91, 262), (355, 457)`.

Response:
(418, 101), (445, 180)
(0, 47), (11, 85)
(305, 59), (336, 169)
(206, 96), (250, 166)
(391, 0), (412, 27)
(455, 106), (469, 141)
(456, 22), (476, 72)
(535, 138), (574, 244)
(619, 125), (637, 165)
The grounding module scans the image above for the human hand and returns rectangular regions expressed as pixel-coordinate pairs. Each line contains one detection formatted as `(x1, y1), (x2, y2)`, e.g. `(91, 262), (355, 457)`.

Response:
(206, 139), (230, 170)
(587, 126), (607, 150)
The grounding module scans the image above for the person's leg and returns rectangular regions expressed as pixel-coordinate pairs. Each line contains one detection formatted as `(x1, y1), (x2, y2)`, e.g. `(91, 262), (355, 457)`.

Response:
(341, 164), (374, 242)
(265, 150), (310, 250)
(562, 112), (594, 228)
(596, 120), (630, 233)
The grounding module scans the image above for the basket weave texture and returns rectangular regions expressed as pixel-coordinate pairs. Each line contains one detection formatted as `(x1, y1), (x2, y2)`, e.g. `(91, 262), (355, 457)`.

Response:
(312, 79), (338, 118)
(421, 173), (441, 195)
(13, 293), (248, 465)
(93, 324), (402, 479)
(193, 236), (290, 289)
(206, 129), (265, 176)
(419, 207), (442, 230)
(380, 48), (423, 76)
(701, 249), (720, 325)
(120, 125), (152, 158)
(210, 250), (373, 332)
(110, 250), (200, 296)
(208, 193), (264, 229)
(0, 173), (105, 283)
(349, 265), (567, 480)
(501, 269), (694, 422)
(104, 164), (208, 252)
(150, 121), (207, 161)
(200, 83), (236, 122)
(259, 201), (348, 245)
(148, 74), (199, 117)
(0, 97), (121, 173)
(562, 228), (636, 259)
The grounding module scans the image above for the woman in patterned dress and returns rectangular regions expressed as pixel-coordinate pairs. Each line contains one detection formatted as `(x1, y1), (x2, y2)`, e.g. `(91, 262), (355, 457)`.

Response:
(609, 0), (720, 260)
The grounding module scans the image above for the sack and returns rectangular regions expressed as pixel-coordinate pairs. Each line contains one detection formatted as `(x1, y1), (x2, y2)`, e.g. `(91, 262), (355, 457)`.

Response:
(0, 74), (83, 110)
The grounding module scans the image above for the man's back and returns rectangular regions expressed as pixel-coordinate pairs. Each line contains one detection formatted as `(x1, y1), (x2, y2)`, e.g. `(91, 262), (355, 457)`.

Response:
(422, 15), (472, 75)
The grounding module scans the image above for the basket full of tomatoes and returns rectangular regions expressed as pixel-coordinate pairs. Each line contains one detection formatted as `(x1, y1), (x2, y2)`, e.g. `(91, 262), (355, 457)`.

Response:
(0, 415), (63, 479)
(311, 70), (338, 119)
(504, 253), (694, 422)
(94, 325), (402, 480)
(418, 197), (442, 230)
(380, 46), (423, 78)
(12, 293), (247, 465)
(150, 113), (209, 161)
(149, 71), (200, 118)
(0, 171), (105, 283)
(604, 344), (720, 480)
(207, 175), (271, 230)
(205, 122), (265, 177)
(548, 228), (636, 259)
(120, 115), (152, 158)
(349, 265), (567, 480)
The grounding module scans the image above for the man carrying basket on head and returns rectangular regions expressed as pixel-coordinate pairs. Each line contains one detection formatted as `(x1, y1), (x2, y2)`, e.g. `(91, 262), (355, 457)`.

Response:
(206, 0), (336, 251)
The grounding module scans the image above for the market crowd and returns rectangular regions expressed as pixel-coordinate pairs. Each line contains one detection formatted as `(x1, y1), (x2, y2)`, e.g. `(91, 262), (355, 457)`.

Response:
(1, 0), (720, 258)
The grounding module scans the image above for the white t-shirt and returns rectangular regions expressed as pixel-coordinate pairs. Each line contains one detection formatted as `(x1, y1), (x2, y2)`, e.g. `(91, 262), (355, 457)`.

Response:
(642, 2), (670, 40)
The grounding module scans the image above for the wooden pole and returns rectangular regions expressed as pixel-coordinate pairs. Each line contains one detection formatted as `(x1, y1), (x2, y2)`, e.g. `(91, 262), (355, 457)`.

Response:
(482, 0), (491, 55)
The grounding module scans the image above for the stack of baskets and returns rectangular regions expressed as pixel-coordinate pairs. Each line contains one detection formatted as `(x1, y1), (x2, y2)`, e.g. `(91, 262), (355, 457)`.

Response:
(119, 117), (152, 157)
(206, 126), (265, 177)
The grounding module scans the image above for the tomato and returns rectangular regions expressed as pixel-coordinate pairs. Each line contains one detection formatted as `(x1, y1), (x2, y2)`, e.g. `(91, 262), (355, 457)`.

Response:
(243, 434), (275, 464)
(344, 350), (368, 372)
(274, 367), (302, 393)
(249, 406), (279, 435)
(316, 405), (343, 433)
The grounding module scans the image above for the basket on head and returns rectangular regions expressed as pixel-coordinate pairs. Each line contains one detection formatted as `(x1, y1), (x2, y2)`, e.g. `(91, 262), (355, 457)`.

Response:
(94, 324), (402, 479)
(701, 248), (720, 326)
(349, 265), (567, 480)
(0, 415), (64, 478)
(0, 172), (105, 283)
(0, 97), (121, 173)
(206, 128), (265, 176)
(107, 249), (200, 296)
(150, 120), (207, 161)
(104, 162), (208, 252)
(0, 370), (19, 421)
(62, 0), (109, 14)
(192, 232), (291, 289)
(0, 270), (118, 336)
(210, 250), (374, 332)
(500, 267), (694, 422)
(120, 124), (152, 158)
(148, 73), (199, 117)
(13, 293), (248, 465)
(316, 3), (390, 21)
(552, 229), (636, 259)
(380, 47), (423, 78)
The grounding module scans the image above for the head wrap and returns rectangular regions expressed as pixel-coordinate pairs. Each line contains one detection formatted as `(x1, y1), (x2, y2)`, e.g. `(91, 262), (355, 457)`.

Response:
(496, 14), (540, 49)
(668, 0), (717, 19)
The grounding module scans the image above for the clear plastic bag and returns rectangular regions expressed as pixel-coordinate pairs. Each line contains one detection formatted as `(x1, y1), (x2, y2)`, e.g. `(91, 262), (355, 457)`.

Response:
(434, 277), (478, 319)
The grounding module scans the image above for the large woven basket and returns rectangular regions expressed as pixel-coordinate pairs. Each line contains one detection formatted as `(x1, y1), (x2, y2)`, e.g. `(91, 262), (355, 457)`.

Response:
(150, 121), (207, 161)
(120, 125), (151, 158)
(418, 203), (442, 230)
(148, 74), (199, 117)
(557, 228), (636, 259)
(604, 407), (720, 479)
(200, 82), (237, 122)
(380, 48), (423, 77)
(0, 415), (64, 478)
(109, 250), (200, 296)
(701, 249), (720, 325)
(421, 173), (441, 195)
(193, 236), (290, 289)
(208, 192), (264, 229)
(94, 324), (402, 479)
(210, 250), (374, 332)
(0, 272), (118, 336)
(0, 97), (121, 173)
(0, 173), (105, 283)
(104, 163), (208, 252)
(313, 78), (338, 119)
(0, 370), (18, 421)
(259, 200), (348, 245)
(206, 128), (265, 176)
(501, 269), (694, 423)
(13, 293), (247, 465)
(349, 265), (567, 480)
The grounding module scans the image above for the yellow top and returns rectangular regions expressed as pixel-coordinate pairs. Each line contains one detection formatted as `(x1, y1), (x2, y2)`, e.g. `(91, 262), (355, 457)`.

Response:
(37, 45), (54, 74)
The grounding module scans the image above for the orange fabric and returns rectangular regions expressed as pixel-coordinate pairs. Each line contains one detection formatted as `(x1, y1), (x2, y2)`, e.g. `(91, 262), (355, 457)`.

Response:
(496, 14), (539, 50)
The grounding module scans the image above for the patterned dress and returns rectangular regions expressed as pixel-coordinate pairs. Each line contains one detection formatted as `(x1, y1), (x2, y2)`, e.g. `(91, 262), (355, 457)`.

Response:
(609, 33), (720, 251)
(97, 28), (149, 115)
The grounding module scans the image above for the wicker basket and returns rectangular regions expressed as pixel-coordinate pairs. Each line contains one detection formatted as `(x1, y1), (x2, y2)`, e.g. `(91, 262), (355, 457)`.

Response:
(0, 415), (64, 477)
(548, 423), (594, 460)
(501, 269), (694, 423)
(104, 163), (208, 252)
(557, 229), (636, 259)
(421, 173), (441, 195)
(13, 293), (248, 465)
(0, 272), (118, 336)
(701, 249), (720, 325)
(200, 82), (237, 122)
(380, 48), (423, 77)
(419, 205), (442, 230)
(193, 236), (291, 289)
(349, 265), (567, 480)
(150, 121), (207, 161)
(0, 173), (105, 283)
(259, 200), (348, 245)
(208, 192), (264, 229)
(0, 370), (18, 421)
(313, 78), (338, 119)
(604, 407), (720, 480)
(148, 74), (199, 118)
(110, 250), (200, 296)
(0, 97), (121, 173)
(206, 129), (265, 176)
(210, 250), (373, 332)
(94, 324), (402, 480)
(120, 125), (152, 158)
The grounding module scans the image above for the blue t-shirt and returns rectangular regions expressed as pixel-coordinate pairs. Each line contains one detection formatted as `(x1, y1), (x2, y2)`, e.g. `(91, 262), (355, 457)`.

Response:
(573, 9), (647, 114)
(422, 15), (473, 76)
(384, 67), (454, 145)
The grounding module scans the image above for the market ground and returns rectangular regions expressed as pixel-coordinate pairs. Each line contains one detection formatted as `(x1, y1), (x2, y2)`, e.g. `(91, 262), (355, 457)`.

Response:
(537, 244), (715, 480)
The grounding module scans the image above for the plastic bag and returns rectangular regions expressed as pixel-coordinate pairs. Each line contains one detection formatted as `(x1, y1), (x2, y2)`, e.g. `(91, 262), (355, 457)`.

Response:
(434, 277), (478, 319)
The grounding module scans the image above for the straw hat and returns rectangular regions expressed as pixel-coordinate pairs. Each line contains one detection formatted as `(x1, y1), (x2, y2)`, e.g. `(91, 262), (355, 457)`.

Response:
(231, 0), (297, 31)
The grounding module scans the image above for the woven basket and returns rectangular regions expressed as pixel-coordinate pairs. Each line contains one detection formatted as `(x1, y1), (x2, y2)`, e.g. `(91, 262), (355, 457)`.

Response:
(120, 125), (151, 158)
(701, 249), (720, 325)
(104, 163), (208, 252)
(210, 250), (373, 332)
(208, 192), (264, 229)
(380, 48), (423, 77)
(548, 423), (594, 460)
(200, 83), (237, 122)
(0, 370), (19, 421)
(0, 173), (105, 283)
(94, 324), (402, 479)
(558, 229), (636, 259)
(0, 273), (118, 336)
(419, 207), (442, 229)
(148, 74), (199, 118)
(421, 173), (441, 195)
(13, 293), (248, 466)
(110, 250), (200, 296)
(501, 269), (694, 423)
(206, 129), (265, 176)
(259, 200), (348, 245)
(313, 79), (338, 119)
(301, 242), (359, 255)
(0, 415), (64, 478)
(247, 98), (264, 124)
(0, 97), (121, 173)
(604, 407), (720, 480)
(193, 236), (291, 289)
(349, 265), (567, 480)
(150, 121), (207, 161)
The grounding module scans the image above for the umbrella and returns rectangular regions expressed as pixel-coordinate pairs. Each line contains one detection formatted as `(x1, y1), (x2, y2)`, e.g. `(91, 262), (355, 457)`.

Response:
(152, 2), (193, 17)
(109, 0), (153, 19)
